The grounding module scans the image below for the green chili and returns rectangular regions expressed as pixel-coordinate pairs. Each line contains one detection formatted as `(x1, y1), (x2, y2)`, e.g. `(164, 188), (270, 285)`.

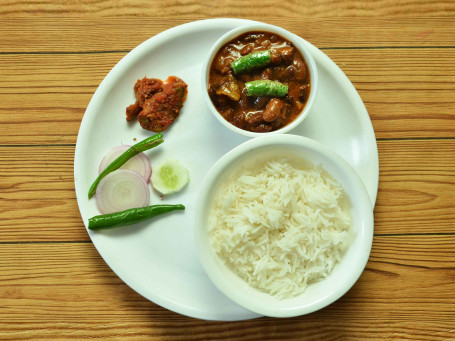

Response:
(88, 204), (185, 230)
(88, 133), (164, 198)
(230, 50), (271, 74)
(245, 80), (288, 97)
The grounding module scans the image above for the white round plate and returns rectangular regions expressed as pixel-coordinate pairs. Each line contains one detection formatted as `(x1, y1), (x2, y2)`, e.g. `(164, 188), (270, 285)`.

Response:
(74, 18), (378, 321)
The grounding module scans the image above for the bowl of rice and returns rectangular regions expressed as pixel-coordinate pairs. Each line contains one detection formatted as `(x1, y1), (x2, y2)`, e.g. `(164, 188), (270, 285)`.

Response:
(194, 134), (374, 318)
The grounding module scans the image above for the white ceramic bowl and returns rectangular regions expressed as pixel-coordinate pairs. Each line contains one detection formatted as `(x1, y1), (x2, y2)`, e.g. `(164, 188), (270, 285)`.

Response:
(202, 23), (319, 138)
(194, 134), (374, 318)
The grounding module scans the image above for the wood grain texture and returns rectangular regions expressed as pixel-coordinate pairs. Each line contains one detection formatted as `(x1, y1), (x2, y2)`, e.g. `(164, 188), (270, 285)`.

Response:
(1, 49), (455, 145)
(375, 139), (455, 234)
(324, 48), (455, 139)
(0, 53), (120, 144)
(1, 18), (455, 53)
(1, 0), (455, 17)
(1, 9), (455, 340)
(1, 237), (454, 339)
(0, 146), (85, 242)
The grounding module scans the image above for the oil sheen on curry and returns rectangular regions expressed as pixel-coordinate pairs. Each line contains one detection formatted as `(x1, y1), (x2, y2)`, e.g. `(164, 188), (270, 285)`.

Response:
(208, 31), (311, 133)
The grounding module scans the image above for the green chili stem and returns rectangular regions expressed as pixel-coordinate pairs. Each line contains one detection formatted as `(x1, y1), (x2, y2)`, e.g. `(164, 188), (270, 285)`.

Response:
(88, 204), (185, 230)
(88, 133), (164, 198)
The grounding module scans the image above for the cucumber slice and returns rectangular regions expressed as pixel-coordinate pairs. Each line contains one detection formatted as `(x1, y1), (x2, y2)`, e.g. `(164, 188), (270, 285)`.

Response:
(151, 158), (189, 195)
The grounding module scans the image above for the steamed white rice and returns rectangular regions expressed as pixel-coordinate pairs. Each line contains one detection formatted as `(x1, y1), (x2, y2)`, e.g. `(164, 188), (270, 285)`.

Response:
(208, 157), (352, 299)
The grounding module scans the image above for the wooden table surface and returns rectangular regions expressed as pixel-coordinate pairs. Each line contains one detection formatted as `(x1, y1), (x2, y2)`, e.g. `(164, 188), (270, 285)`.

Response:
(2, 1), (455, 340)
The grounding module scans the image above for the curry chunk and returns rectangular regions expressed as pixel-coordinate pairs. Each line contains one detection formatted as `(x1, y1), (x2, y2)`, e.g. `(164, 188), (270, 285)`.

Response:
(125, 76), (188, 132)
(126, 77), (164, 121)
(138, 76), (188, 132)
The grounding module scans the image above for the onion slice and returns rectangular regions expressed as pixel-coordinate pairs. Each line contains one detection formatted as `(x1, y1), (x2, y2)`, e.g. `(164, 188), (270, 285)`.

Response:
(96, 169), (150, 214)
(99, 145), (152, 183)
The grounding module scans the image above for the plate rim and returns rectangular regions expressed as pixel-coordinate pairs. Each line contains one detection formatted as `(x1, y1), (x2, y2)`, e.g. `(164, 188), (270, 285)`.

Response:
(74, 18), (378, 321)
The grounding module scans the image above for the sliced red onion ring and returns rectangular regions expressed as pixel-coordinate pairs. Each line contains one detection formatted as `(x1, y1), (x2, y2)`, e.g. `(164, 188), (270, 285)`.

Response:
(99, 145), (152, 183)
(95, 169), (150, 214)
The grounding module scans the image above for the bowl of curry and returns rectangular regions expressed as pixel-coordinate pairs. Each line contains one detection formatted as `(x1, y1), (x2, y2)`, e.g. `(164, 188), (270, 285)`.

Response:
(202, 23), (318, 137)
